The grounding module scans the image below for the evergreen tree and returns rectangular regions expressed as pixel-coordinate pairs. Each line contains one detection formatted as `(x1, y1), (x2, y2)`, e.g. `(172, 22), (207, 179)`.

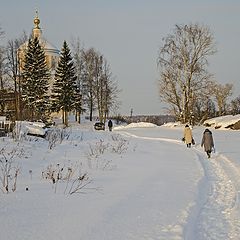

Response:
(52, 41), (77, 126)
(22, 37), (50, 121)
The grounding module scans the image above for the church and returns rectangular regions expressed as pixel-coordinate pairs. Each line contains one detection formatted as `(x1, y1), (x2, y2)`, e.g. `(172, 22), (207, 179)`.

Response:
(18, 11), (60, 90)
(0, 12), (60, 122)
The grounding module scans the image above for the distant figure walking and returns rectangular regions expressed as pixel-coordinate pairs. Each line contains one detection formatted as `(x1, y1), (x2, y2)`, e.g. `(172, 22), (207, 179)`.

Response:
(201, 128), (215, 158)
(108, 119), (113, 131)
(183, 125), (193, 148)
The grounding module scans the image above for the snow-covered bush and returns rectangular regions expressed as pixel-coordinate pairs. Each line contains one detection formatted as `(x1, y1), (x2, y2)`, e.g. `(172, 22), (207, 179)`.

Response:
(85, 136), (129, 170)
(0, 145), (24, 193)
(111, 134), (129, 154)
(42, 162), (91, 195)
(45, 127), (71, 149)
(87, 139), (109, 158)
(86, 139), (112, 170)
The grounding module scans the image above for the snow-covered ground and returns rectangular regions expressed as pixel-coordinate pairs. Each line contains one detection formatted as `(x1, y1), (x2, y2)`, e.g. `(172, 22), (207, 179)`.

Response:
(0, 116), (240, 240)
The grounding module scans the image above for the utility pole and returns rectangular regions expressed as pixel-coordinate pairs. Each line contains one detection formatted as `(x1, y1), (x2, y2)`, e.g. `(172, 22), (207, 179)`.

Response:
(130, 108), (133, 118)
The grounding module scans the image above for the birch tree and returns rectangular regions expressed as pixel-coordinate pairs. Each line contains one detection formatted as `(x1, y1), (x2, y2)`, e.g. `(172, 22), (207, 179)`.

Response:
(71, 38), (85, 123)
(0, 26), (6, 89)
(6, 32), (28, 120)
(157, 23), (216, 123)
(230, 96), (240, 115)
(82, 48), (98, 121)
(0, 26), (7, 116)
(98, 57), (119, 122)
(211, 82), (233, 116)
(82, 48), (119, 122)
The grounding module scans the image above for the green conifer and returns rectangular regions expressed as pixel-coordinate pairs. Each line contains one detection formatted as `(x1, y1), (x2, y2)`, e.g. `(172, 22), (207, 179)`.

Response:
(22, 37), (50, 121)
(52, 41), (77, 126)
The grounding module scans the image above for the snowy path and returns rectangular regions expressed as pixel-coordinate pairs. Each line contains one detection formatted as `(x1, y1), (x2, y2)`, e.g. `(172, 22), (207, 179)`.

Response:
(81, 132), (200, 240)
(119, 129), (240, 240)
(190, 149), (240, 240)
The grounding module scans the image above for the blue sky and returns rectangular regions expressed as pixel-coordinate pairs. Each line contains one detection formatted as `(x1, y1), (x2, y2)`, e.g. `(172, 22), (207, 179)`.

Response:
(1, 0), (240, 115)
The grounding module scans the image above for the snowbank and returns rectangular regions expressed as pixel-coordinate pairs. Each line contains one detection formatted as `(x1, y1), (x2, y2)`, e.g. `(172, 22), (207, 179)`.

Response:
(161, 115), (240, 130)
(203, 114), (240, 129)
(114, 122), (157, 130)
(162, 121), (182, 128)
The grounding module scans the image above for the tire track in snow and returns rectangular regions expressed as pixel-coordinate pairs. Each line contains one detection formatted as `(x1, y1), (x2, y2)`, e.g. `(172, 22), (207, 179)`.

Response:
(118, 131), (240, 239)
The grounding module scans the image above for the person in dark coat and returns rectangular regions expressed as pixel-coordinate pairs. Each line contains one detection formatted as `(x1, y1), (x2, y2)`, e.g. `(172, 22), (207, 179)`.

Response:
(201, 128), (214, 158)
(108, 119), (113, 131)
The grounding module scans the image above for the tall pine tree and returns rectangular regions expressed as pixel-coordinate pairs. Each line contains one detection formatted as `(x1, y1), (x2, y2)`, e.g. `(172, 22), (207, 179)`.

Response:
(22, 37), (50, 121)
(52, 41), (77, 126)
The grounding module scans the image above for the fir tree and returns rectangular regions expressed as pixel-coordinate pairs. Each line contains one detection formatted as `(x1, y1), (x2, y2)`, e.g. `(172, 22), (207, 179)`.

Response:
(52, 41), (77, 126)
(22, 37), (50, 121)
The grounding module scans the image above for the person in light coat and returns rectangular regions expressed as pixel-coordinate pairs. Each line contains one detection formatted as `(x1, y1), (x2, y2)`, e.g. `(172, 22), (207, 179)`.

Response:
(183, 125), (193, 148)
(201, 128), (215, 158)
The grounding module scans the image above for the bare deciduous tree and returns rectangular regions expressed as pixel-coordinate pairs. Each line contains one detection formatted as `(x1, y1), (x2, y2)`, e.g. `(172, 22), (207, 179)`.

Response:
(6, 32), (28, 120)
(82, 48), (97, 121)
(230, 96), (240, 115)
(71, 37), (85, 123)
(157, 23), (216, 123)
(0, 31), (7, 90)
(0, 26), (9, 116)
(95, 56), (119, 123)
(82, 48), (119, 122)
(210, 81), (233, 116)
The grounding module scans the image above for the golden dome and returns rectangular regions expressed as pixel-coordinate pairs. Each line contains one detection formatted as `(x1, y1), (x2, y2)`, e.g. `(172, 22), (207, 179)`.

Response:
(34, 10), (40, 29)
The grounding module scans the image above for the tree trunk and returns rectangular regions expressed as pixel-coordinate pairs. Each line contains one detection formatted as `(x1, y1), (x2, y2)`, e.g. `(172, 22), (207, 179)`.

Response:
(62, 109), (65, 124)
(65, 111), (68, 127)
